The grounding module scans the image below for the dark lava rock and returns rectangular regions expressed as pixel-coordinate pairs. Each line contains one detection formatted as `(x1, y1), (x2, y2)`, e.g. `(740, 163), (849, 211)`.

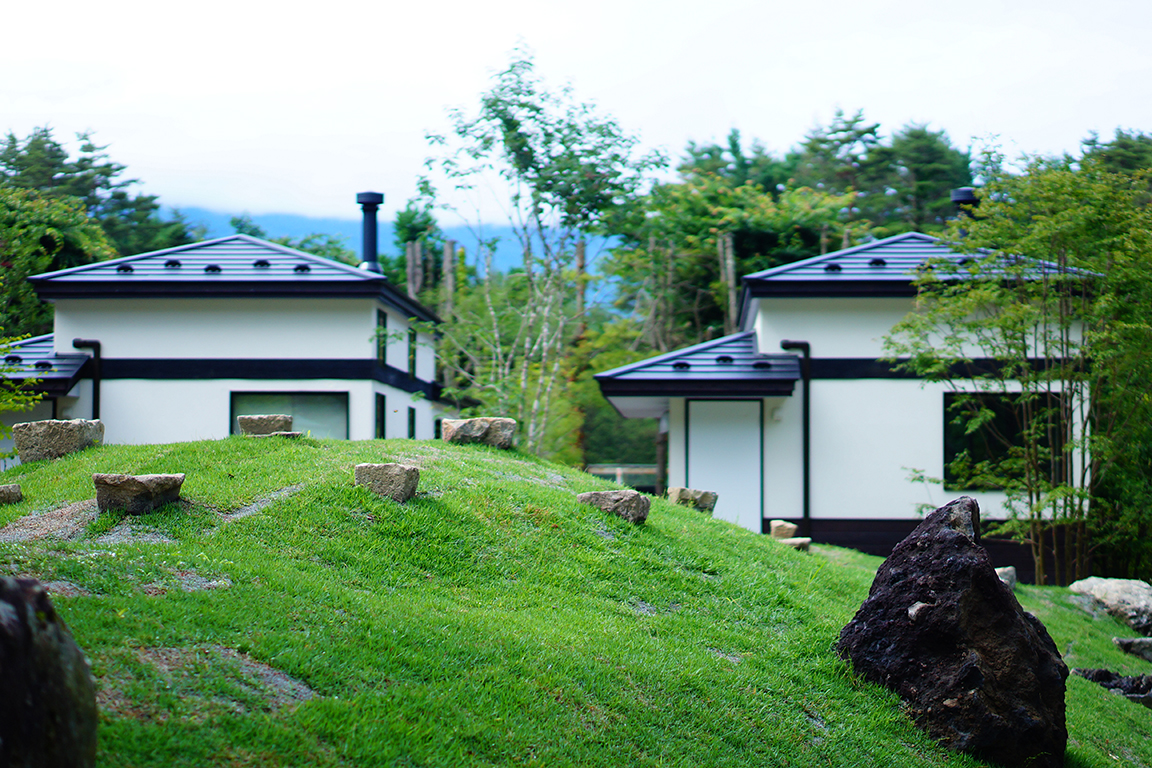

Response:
(1072, 668), (1152, 708)
(0, 577), (97, 768)
(836, 497), (1068, 768)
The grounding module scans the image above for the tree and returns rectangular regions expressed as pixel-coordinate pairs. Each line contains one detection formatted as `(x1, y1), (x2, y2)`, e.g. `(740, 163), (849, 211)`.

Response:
(0, 127), (200, 258)
(426, 52), (663, 457)
(884, 153), (1152, 584)
(0, 187), (116, 336)
(604, 173), (861, 350)
(862, 125), (972, 232)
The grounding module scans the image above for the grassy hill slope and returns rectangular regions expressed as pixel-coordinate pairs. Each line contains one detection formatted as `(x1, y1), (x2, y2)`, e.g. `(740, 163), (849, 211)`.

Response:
(1, 437), (1150, 767)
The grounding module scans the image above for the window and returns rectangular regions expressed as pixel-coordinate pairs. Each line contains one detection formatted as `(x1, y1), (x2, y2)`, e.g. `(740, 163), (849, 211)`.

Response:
(231, 392), (349, 439)
(408, 327), (417, 378)
(407, 407), (416, 439)
(434, 418), (442, 440)
(943, 392), (1066, 491)
(375, 393), (387, 439)
(376, 310), (387, 365)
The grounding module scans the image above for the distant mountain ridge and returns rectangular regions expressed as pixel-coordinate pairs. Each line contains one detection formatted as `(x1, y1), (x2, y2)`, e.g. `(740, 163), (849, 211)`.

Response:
(170, 206), (526, 273)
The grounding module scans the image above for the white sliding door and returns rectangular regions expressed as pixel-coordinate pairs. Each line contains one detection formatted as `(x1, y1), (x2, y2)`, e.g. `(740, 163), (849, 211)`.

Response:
(686, 399), (762, 533)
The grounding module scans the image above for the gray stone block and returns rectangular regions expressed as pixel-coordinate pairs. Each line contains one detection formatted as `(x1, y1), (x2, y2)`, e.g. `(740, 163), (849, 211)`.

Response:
(12, 419), (104, 463)
(441, 418), (517, 449)
(93, 473), (185, 514)
(354, 463), (420, 502)
(769, 519), (799, 539)
(0, 484), (22, 505)
(666, 487), (718, 513)
(577, 489), (649, 524)
(237, 414), (293, 436)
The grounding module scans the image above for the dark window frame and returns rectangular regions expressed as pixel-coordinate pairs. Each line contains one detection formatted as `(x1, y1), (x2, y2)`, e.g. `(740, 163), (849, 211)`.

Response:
(376, 393), (387, 439)
(943, 391), (1067, 492)
(229, 391), (350, 440)
(376, 310), (388, 365)
(407, 406), (416, 439)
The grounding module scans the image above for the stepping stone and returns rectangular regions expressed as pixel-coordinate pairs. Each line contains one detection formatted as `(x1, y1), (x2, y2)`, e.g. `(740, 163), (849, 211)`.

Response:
(769, 519), (799, 539)
(13, 419), (103, 463)
(577, 490), (649, 524)
(777, 536), (811, 552)
(237, 414), (292, 436)
(354, 463), (419, 502)
(441, 417), (517, 449)
(0, 484), (22, 505)
(93, 474), (185, 514)
(667, 487), (718, 514)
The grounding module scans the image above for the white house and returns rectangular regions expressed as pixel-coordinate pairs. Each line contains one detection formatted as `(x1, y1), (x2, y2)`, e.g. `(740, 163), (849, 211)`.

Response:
(2, 200), (450, 453)
(596, 232), (1041, 577)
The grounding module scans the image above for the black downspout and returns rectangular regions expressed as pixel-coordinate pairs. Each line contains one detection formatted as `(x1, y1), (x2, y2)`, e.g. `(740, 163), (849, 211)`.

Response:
(781, 340), (810, 537)
(357, 191), (384, 274)
(72, 339), (101, 419)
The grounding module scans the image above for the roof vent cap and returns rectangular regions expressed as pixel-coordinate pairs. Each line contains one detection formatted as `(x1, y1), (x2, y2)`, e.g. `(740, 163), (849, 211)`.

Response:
(164, 259), (181, 268)
(204, 264), (222, 274)
(116, 264), (134, 273)
(253, 259), (271, 268)
(824, 263), (842, 273)
(293, 264), (311, 273)
(869, 258), (887, 267)
(4, 355), (21, 364)
(753, 361), (772, 370)
(34, 360), (53, 370)
(672, 361), (691, 371)
(716, 355), (734, 364)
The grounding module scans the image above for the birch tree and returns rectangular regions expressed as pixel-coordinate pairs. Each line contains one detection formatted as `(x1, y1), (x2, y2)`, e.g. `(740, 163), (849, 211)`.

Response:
(425, 53), (662, 457)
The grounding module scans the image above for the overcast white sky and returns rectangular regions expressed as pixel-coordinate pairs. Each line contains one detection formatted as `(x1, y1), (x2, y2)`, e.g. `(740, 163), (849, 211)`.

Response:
(5, 0), (1152, 224)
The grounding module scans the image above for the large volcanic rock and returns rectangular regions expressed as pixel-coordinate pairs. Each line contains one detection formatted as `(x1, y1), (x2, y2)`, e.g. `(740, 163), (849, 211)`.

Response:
(0, 577), (97, 767)
(836, 497), (1068, 768)
(1068, 577), (1152, 636)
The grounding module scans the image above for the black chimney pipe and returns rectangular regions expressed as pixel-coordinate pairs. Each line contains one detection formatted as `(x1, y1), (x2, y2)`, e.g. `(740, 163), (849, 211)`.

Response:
(951, 187), (978, 216)
(72, 338), (101, 419)
(357, 192), (384, 273)
(780, 339), (811, 537)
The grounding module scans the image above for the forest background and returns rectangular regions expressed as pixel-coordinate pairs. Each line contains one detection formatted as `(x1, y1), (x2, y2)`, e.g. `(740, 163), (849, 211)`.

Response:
(3, 55), (1152, 579)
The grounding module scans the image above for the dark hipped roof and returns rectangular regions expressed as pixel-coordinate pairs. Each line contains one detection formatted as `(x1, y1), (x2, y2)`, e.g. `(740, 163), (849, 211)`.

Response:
(741, 231), (952, 299)
(595, 332), (800, 418)
(27, 235), (439, 323)
(1, 335), (89, 396)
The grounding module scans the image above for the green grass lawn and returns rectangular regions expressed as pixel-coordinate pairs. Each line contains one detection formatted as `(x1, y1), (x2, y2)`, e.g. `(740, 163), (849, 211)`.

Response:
(1, 437), (1150, 767)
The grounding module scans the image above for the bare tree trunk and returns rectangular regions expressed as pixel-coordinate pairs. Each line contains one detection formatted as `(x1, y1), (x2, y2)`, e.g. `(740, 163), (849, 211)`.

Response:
(441, 240), (456, 320)
(574, 239), (587, 339)
(724, 232), (738, 335)
(406, 241), (425, 299)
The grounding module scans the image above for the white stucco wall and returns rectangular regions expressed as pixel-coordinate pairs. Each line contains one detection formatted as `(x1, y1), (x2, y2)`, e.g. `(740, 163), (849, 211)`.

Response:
(54, 298), (383, 359)
(64, 378), (439, 445)
(752, 297), (914, 358)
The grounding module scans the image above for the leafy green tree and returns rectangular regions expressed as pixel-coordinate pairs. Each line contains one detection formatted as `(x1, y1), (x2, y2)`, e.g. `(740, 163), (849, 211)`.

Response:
(0, 187), (116, 336)
(884, 153), (1152, 584)
(862, 125), (972, 232)
(427, 51), (663, 457)
(1082, 128), (1152, 174)
(0, 127), (199, 258)
(678, 129), (796, 197)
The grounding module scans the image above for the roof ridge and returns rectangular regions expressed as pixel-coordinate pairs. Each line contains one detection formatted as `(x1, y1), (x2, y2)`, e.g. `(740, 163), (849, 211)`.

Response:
(595, 331), (760, 378)
(742, 231), (946, 281)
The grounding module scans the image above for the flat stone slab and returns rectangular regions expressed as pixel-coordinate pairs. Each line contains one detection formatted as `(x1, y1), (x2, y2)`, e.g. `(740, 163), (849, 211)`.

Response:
(250, 431), (303, 439)
(996, 566), (1018, 590)
(93, 473), (185, 514)
(1069, 576), (1152, 636)
(777, 536), (811, 551)
(354, 463), (419, 503)
(237, 414), (292, 436)
(441, 418), (517, 449)
(577, 490), (649, 524)
(769, 519), (799, 539)
(1114, 637), (1152, 663)
(13, 419), (104, 463)
(0, 484), (22, 505)
(666, 487), (718, 513)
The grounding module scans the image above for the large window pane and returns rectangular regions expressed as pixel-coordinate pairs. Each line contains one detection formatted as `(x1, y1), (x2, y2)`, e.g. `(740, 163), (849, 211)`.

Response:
(231, 392), (349, 439)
